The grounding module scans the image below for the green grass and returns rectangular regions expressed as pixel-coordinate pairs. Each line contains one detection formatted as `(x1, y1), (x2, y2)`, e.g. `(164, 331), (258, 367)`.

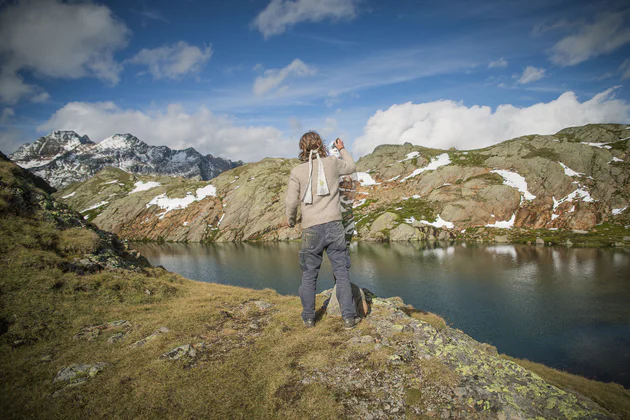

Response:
(451, 151), (488, 167)
(523, 147), (561, 161)
(355, 198), (436, 232)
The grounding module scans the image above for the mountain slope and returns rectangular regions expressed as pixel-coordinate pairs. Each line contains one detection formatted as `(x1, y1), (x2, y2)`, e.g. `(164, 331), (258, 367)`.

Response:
(1, 152), (628, 419)
(9, 131), (242, 188)
(54, 123), (630, 245)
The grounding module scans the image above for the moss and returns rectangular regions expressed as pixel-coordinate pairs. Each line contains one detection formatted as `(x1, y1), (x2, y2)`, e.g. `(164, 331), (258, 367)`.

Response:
(452, 151), (488, 167)
(465, 172), (505, 185)
(610, 139), (629, 151)
(523, 147), (561, 161)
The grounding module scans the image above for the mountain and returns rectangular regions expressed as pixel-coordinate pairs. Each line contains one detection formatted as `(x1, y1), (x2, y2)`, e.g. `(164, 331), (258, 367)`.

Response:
(1, 150), (625, 419)
(9, 131), (243, 188)
(53, 123), (630, 245)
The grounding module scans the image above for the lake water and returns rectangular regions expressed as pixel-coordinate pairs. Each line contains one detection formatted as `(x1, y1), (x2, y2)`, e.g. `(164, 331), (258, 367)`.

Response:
(134, 241), (630, 388)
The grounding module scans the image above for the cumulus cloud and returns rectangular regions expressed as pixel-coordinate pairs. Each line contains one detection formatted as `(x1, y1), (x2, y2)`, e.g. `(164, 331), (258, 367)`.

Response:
(353, 87), (630, 156)
(517, 66), (546, 84)
(550, 12), (630, 66)
(128, 42), (213, 80)
(253, 59), (317, 95)
(253, 0), (359, 38)
(0, 0), (129, 103)
(38, 102), (292, 162)
(488, 58), (507, 68)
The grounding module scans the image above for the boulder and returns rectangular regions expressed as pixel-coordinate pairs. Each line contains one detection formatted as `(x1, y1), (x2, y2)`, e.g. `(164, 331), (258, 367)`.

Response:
(389, 223), (419, 241)
(53, 362), (111, 385)
(494, 235), (510, 243)
(327, 283), (369, 318)
(129, 326), (169, 348)
(159, 344), (197, 361)
(535, 238), (545, 245)
(370, 212), (399, 233)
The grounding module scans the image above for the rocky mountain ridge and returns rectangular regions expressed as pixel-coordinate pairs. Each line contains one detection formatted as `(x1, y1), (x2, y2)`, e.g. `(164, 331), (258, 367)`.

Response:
(9, 131), (242, 188)
(54, 124), (630, 245)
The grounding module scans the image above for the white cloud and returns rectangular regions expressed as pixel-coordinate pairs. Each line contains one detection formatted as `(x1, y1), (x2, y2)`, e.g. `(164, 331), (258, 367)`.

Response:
(1, 108), (15, 123)
(0, 0), (129, 103)
(517, 66), (545, 84)
(488, 58), (507, 68)
(253, 58), (317, 95)
(533, 18), (575, 35)
(621, 59), (630, 80)
(38, 102), (292, 162)
(550, 12), (630, 66)
(253, 0), (359, 38)
(128, 42), (213, 80)
(353, 87), (630, 156)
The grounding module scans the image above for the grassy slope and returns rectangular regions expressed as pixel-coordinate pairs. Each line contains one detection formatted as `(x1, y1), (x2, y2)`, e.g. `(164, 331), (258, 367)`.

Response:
(2, 155), (630, 419)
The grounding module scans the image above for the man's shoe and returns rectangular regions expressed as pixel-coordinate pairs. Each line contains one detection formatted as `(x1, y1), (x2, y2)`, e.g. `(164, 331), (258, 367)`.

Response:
(303, 318), (315, 328)
(343, 317), (361, 330)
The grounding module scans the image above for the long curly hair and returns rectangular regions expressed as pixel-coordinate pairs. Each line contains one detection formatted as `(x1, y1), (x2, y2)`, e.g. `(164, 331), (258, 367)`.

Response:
(298, 131), (328, 162)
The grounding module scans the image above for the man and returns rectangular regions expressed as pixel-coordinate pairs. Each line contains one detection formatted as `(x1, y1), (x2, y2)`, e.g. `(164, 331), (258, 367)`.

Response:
(286, 131), (360, 329)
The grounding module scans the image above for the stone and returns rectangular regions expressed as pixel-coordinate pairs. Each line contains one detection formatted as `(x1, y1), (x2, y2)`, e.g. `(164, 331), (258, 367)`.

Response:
(53, 362), (111, 385)
(572, 229), (588, 234)
(327, 283), (369, 318)
(159, 344), (197, 361)
(107, 332), (126, 343)
(253, 300), (272, 311)
(494, 235), (509, 243)
(624, 236), (630, 241)
(129, 327), (169, 348)
(370, 212), (399, 234)
(348, 335), (375, 345)
(107, 320), (131, 328)
(535, 237), (545, 245)
(389, 223), (419, 241)
(41, 354), (53, 362)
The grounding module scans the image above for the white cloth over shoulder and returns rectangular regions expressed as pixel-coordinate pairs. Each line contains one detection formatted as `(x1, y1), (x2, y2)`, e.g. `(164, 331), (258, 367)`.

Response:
(302, 150), (330, 204)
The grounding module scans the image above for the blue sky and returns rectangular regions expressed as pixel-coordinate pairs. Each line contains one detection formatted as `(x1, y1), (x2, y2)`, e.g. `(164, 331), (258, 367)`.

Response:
(1, 0), (630, 161)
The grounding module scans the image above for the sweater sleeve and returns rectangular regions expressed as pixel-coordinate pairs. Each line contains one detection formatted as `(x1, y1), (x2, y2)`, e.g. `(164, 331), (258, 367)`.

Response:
(285, 170), (300, 227)
(336, 148), (356, 176)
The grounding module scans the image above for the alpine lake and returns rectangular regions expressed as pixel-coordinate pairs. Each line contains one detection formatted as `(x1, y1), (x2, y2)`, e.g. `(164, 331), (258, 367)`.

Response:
(133, 241), (630, 388)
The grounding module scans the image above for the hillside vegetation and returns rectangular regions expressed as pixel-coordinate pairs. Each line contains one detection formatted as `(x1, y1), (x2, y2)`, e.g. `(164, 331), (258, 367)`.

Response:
(54, 124), (630, 246)
(1, 150), (630, 418)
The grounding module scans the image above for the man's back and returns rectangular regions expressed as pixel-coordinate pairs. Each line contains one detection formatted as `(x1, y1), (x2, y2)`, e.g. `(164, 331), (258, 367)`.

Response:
(286, 149), (355, 229)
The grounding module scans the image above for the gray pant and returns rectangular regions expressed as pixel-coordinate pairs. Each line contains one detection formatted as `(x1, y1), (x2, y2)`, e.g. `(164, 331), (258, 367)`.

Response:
(299, 220), (357, 320)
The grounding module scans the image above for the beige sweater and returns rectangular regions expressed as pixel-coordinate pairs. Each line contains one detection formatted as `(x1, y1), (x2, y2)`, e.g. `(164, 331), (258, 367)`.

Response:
(286, 148), (356, 229)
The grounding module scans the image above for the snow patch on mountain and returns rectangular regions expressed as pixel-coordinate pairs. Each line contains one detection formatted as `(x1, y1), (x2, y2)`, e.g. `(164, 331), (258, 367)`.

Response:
(147, 184), (217, 219)
(357, 172), (379, 186)
(404, 214), (454, 229)
(81, 201), (108, 212)
(486, 214), (516, 229)
(130, 181), (162, 194)
(558, 162), (583, 177)
(490, 170), (536, 201)
(400, 153), (451, 182)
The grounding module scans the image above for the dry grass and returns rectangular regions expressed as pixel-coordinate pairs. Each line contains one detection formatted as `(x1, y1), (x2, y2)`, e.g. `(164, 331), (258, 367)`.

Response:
(57, 227), (101, 255)
(400, 305), (447, 331)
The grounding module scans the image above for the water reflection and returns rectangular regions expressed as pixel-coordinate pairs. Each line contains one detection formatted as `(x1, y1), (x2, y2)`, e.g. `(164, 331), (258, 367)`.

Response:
(134, 242), (630, 387)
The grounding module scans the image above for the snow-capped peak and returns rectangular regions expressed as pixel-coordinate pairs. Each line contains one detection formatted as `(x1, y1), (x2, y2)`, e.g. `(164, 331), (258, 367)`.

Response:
(97, 134), (143, 150)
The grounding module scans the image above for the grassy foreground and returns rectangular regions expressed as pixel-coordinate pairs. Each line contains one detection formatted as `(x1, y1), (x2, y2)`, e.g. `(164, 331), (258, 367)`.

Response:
(2, 154), (630, 419)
